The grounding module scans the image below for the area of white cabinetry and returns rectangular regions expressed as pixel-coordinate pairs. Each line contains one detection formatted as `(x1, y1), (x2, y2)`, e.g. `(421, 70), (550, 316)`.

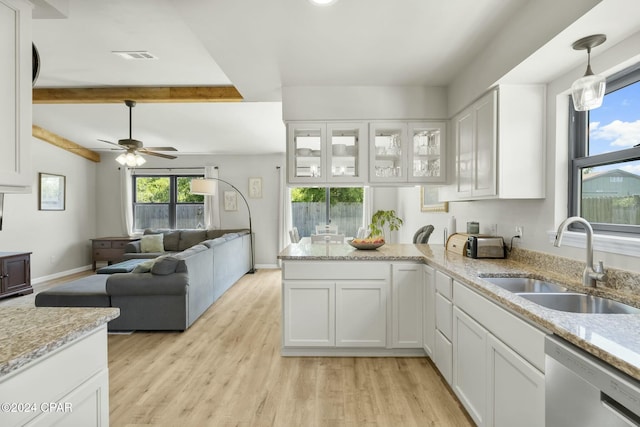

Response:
(433, 270), (453, 385)
(369, 121), (447, 184)
(422, 265), (435, 357)
(0, 326), (110, 427)
(0, 0), (31, 192)
(452, 280), (546, 427)
(391, 264), (423, 348)
(283, 281), (336, 347)
(336, 281), (387, 347)
(286, 122), (367, 185)
(440, 85), (545, 201)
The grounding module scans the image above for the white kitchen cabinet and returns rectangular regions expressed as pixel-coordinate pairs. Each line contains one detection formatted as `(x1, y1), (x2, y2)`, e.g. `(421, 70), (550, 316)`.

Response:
(286, 122), (367, 184)
(0, 0), (31, 193)
(391, 264), (423, 348)
(0, 326), (110, 427)
(283, 280), (335, 347)
(422, 265), (435, 356)
(486, 334), (545, 427)
(440, 85), (545, 201)
(369, 121), (446, 184)
(433, 270), (453, 384)
(453, 306), (488, 427)
(336, 281), (387, 347)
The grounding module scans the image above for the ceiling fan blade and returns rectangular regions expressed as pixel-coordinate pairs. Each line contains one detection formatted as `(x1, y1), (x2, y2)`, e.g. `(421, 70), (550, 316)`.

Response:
(142, 146), (178, 152)
(139, 149), (177, 160)
(98, 139), (124, 149)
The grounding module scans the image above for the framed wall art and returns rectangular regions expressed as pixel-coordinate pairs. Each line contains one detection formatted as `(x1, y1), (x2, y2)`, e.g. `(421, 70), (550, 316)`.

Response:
(224, 191), (238, 211)
(39, 173), (66, 211)
(249, 177), (262, 198)
(420, 186), (448, 213)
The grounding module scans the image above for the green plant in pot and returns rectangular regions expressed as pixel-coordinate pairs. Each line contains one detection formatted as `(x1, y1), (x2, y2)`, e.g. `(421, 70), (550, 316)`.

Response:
(368, 210), (403, 241)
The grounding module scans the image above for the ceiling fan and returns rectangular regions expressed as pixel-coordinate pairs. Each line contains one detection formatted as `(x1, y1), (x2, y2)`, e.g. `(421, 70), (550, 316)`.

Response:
(99, 100), (178, 166)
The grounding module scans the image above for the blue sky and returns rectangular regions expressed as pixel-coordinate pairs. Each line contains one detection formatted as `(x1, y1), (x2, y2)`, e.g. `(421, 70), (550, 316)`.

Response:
(588, 81), (640, 174)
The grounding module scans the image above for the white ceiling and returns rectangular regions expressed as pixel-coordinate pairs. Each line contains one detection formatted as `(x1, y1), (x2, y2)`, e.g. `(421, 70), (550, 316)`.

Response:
(30, 0), (640, 158)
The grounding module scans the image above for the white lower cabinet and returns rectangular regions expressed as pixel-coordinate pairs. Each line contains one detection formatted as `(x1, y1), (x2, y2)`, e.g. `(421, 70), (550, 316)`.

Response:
(451, 280), (546, 427)
(391, 264), (423, 348)
(434, 329), (453, 385)
(453, 306), (488, 426)
(336, 281), (387, 347)
(283, 281), (336, 347)
(422, 265), (435, 356)
(433, 270), (453, 384)
(486, 334), (545, 427)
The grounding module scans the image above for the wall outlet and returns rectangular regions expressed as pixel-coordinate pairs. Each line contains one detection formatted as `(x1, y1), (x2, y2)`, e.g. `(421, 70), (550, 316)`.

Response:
(515, 225), (524, 238)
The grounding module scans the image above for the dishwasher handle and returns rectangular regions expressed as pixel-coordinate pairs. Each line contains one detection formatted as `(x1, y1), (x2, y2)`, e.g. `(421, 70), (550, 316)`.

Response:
(602, 393), (640, 426)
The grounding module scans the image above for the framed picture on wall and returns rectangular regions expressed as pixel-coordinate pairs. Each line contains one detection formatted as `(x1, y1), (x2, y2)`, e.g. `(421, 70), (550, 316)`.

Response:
(420, 186), (448, 213)
(224, 191), (237, 211)
(39, 173), (66, 211)
(249, 177), (262, 198)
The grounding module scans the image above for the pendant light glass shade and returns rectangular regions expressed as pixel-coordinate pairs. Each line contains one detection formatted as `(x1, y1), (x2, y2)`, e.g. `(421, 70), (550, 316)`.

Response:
(116, 151), (146, 167)
(571, 34), (607, 111)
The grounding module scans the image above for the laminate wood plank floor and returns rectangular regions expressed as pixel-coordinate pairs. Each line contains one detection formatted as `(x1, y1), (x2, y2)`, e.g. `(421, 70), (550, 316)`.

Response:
(106, 268), (473, 427)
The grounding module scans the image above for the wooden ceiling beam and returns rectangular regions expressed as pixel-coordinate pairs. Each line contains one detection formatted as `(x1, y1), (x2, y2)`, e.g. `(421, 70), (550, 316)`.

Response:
(33, 86), (243, 104)
(32, 125), (101, 163)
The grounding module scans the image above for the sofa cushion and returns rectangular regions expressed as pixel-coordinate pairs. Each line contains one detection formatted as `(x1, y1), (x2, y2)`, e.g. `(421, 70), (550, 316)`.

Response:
(35, 275), (110, 307)
(141, 234), (164, 253)
(132, 259), (155, 273)
(163, 231), (181, 251)
(151, 255), (180, 275)
(178, 230), (207, 250)
(202, 238), (225, 248)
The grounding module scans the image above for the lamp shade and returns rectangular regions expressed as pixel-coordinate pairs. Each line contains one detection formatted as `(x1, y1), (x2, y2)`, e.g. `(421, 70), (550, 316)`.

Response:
(115, 152), (146, 167)
(190, 178), (217, 195)
(571, 73), (606, 111)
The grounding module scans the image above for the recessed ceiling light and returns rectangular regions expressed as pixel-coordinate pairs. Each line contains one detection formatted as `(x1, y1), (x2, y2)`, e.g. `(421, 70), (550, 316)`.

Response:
(309, 0), (338, 6)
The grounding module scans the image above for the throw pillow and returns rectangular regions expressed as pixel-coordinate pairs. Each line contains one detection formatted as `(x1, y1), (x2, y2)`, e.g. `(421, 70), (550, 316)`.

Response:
(132, 259), (155, 273)
(141, 234), (164, 253)
(151, 256), (180, 275)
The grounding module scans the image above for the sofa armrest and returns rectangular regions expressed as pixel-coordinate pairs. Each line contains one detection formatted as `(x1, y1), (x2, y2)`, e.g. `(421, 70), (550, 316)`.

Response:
(106, 272), (188, 296)
(125, 241), (142, 253)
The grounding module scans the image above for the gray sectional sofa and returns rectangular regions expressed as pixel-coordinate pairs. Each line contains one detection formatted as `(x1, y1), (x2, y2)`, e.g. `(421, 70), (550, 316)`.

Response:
(35, 229), (251, 331)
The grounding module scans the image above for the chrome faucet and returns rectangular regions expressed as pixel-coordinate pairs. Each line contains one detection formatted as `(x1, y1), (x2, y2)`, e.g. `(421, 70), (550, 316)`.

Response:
(554, 216), (606, 287)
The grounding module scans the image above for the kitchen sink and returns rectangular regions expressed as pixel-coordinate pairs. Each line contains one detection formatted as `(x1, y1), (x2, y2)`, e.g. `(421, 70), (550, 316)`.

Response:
(518, 293), (640, 314)
(481, 276), (568, 293)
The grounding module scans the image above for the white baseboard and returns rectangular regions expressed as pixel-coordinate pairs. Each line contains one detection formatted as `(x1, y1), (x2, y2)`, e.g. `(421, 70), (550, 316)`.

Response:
(32, 264), (93, 286)
(255, 263), (280, 270)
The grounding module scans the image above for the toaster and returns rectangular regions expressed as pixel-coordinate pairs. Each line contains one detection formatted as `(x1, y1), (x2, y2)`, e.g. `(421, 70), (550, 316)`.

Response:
(466, 236), (506, 259)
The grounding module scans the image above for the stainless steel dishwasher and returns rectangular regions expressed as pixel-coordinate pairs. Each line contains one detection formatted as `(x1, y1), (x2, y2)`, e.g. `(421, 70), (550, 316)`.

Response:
(546, 335), (640, 426)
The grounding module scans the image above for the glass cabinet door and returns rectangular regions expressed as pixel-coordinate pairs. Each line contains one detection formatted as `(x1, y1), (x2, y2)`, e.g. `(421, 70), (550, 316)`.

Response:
(369, 123), (407, 183)
(288, 123), (325, 183)
(327, 123), (366, 183)
(409, 122), (446, 183)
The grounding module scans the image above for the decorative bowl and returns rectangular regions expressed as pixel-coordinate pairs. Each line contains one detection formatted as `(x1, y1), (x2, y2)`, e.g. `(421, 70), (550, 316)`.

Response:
(347, 239), (385, 250)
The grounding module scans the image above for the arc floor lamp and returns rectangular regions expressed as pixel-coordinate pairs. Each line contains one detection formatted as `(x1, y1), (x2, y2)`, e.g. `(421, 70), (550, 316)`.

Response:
(190, 177), (256, 274)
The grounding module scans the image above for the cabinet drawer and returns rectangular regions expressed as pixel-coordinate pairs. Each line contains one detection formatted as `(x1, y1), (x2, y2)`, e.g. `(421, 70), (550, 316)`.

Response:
(434, 329), (453, 385)
(92, 241), (111, 249)
(283, 261), (389, 281)
(435, 270), (452, 300)
(453, 280), (546, 371)
(435, 292), (453, 340)
(111, 240), (130, 249)
(92, 249), (123, 260)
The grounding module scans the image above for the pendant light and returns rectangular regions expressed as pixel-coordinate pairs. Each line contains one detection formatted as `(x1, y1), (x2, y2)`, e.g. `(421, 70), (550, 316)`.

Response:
(571, 34), (607, 111)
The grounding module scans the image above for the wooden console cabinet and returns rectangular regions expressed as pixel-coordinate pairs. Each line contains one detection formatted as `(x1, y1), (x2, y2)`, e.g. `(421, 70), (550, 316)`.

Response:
(0, 251), (32, 299)
(91, 236), (139, 270)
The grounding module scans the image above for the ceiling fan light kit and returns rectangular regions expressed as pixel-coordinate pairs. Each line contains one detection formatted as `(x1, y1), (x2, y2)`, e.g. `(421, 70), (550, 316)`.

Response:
(100, 100), (178, 165)
(571, 34), (607, 111)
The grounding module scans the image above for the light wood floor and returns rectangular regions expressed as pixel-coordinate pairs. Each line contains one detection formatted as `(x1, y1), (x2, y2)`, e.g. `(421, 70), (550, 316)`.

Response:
(107, 269), (473, 427)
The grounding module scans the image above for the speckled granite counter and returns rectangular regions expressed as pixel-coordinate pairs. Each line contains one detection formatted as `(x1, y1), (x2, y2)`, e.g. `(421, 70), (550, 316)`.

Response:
(0, 306), (119, 377)
(279, 242), (640, 381)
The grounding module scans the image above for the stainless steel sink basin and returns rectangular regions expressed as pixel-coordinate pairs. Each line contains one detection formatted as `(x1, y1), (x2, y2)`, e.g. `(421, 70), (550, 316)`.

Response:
(518, 293), (640, 314)
(482, 276), (568, 293)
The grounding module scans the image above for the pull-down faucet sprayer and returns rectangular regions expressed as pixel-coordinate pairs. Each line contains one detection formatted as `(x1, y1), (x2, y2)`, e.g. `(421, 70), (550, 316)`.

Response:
(554, 216), (606, 287)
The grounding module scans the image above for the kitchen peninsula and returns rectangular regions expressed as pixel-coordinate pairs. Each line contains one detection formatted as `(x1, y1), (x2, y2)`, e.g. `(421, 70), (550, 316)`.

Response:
(0, 306), (119, 426)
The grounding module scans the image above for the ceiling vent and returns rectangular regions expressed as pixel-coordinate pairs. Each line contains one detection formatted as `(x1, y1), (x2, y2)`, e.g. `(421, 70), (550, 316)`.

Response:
(112, 51), (158, 60)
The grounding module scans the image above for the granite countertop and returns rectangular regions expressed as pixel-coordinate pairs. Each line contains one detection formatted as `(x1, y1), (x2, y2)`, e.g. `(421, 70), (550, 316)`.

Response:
(0, 307), (119, 378)
(279, 242), (640, 382)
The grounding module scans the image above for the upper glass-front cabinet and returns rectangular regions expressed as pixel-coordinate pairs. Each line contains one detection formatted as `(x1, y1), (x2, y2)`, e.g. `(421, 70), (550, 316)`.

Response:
(369, 121), (446, 183)
(287, 122), (366, 184)
(409, 122), (446, 183)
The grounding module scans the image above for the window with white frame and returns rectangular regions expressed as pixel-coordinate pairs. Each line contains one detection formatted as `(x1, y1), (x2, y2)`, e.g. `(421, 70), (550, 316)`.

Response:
(569, 63), (640, 235)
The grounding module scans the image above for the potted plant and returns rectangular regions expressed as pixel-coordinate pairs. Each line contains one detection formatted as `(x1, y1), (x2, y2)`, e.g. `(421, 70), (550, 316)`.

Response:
(368, 210), (403, 241)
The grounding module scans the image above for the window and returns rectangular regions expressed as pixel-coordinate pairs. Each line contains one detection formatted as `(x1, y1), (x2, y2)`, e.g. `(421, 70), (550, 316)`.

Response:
(133, 175), (204, 231)
(569, 63), (640, 235)
(291, 187), (364, 237)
